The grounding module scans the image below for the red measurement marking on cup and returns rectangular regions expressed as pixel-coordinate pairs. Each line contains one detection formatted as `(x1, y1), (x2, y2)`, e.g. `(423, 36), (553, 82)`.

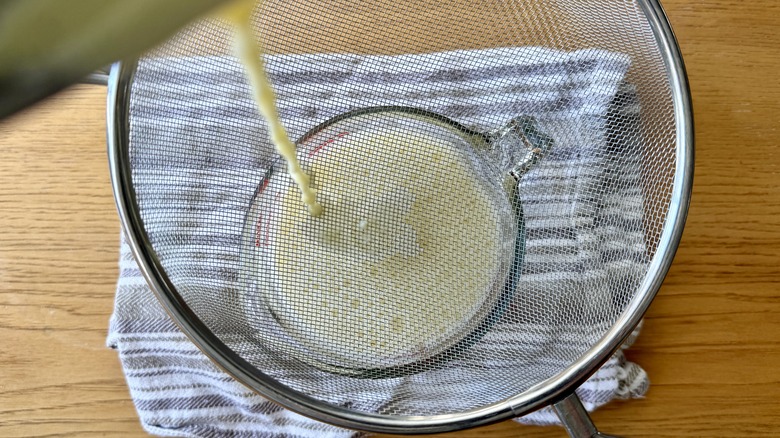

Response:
(258, 177), (270, 194)
(307, 131), (348, 158)
(254, 193), (285, 247)
(255, 214), (264, 247)
(254, 178), (271, 247)
(254, 213), (273, 248)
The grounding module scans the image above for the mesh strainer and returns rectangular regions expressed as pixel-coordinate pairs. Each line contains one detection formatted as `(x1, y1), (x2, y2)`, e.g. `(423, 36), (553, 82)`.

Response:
(107, 0), (693, 436)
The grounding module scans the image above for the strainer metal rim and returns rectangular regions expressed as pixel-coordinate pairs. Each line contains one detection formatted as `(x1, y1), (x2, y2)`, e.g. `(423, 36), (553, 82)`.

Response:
(106, 0), (693, 433)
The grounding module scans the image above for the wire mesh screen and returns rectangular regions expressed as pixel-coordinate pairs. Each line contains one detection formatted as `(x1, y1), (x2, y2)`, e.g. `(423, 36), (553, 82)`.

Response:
(125, 0), (677, 419)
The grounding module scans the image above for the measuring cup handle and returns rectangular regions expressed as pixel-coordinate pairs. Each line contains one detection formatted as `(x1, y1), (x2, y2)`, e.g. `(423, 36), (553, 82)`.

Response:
(553, 393), (623, 438)
(484, 116), (554, 180)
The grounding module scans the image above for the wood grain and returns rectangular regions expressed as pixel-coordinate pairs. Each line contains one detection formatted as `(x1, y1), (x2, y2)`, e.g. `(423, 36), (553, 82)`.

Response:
(1, 0), (779, 436)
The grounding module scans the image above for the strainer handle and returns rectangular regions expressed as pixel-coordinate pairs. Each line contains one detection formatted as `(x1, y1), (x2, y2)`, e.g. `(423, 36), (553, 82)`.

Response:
(79, 66), (111, 86)
(553, 393), (621, 438)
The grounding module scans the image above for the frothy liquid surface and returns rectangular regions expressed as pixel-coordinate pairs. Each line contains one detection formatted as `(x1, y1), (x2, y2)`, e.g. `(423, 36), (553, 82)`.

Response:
(271, 130), (503, 364)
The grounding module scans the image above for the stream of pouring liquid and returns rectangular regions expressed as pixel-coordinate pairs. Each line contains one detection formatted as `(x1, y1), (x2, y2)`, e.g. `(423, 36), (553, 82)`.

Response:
(229, 4), (323, 217)
(272, 130), (503, 363)
(224, 2), (504, 363)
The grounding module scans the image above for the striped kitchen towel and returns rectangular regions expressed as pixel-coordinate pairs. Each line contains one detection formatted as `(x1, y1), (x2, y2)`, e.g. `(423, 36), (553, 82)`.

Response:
(108, 46), (649, 437)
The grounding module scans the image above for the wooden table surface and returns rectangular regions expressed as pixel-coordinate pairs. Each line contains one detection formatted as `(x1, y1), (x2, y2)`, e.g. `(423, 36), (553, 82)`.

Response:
(1, 1), (779, 436)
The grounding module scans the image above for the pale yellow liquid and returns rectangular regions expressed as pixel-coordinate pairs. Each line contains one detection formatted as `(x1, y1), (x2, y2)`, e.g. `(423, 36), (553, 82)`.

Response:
(228, 2), (322, 216)
(272, 130), (502, 364)
(227, 2), (502, 365)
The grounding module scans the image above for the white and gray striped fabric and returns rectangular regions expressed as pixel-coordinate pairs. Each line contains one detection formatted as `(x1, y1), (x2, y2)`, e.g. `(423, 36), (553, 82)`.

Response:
(108, 46), (650, 437)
